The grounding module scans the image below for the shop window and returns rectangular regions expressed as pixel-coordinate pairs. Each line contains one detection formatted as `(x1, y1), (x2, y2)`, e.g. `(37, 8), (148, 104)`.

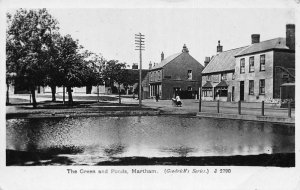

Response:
(203, 89), (213, 97)
(216, 87), (228, 97)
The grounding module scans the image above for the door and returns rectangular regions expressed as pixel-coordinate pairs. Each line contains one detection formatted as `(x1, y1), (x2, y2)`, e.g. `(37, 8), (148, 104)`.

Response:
(232, 86), (235, 101)
(240, 81), (244, 101)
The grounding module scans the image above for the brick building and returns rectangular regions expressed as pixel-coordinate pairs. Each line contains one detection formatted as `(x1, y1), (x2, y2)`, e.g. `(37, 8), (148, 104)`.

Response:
(201, 24), (295, 102)
(149, 44), (204, 99)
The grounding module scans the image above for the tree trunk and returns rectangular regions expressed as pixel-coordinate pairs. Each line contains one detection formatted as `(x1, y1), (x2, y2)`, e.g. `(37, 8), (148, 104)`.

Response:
(51, 85), (56, 102)
(118, 84), (121, 104)
(6, 83), (10, 105)
(30, 88), (37, 108)
(67, 86), (73, 105)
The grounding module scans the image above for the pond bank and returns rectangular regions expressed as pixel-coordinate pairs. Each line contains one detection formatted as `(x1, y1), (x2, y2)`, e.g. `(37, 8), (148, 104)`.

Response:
(6, 149), (294, 167)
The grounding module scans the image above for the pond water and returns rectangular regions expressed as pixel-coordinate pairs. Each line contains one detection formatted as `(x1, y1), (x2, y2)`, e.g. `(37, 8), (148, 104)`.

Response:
(6, 116), (294, 165)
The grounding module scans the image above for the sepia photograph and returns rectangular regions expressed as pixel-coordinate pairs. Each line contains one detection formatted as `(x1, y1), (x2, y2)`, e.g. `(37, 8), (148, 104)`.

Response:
(0, 0), (299, 189)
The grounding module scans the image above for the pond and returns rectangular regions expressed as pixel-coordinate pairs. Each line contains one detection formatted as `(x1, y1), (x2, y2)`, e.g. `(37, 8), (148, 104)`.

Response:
(6, 116), (295, 166)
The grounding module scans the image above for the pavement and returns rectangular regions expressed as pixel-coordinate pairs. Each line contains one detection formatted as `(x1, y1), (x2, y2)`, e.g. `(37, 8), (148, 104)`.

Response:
(6, 93), (295, 123)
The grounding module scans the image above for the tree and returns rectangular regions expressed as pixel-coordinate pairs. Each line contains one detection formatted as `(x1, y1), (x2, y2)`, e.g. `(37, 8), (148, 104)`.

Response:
(56, 35), (83, 105)
(81, 51), (105, 90)
(6, 9), (59, 108)
(102, 60), (128, 104)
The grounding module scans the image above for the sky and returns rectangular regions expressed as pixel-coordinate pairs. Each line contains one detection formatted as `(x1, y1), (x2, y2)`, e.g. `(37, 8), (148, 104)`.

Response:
(44, 8), (295, 69)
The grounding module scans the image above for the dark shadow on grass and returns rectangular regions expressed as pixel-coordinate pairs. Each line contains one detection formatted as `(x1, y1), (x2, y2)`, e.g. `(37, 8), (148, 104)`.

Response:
(96, 153), (295, 167)
(7, 145), (84, 166)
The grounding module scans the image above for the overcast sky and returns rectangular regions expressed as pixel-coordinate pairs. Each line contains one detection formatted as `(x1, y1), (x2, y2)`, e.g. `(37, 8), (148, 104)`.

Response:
(45, 8), (294, 68)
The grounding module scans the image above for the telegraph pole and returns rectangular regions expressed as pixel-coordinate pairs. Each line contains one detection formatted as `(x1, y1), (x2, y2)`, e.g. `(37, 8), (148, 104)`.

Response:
(135, 33), (145, 107)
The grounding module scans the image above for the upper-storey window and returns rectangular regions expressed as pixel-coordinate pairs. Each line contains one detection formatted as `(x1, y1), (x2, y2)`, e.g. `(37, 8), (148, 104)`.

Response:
(260, 54), (265, 71)
(221, 73), (227, 80)
(157, 70), (161, 81)
(240, 58), (245, 74)
(207, 75), (211, 81)
(249, 56), (254, 73)
(187, 70), (192, 80)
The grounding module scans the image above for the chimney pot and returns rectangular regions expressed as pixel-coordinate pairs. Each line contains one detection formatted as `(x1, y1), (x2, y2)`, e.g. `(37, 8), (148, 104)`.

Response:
(217, 40), (223, 53)
(161, 52), (164, 61)
(204, 57), (211, 67)
(286, 24), (295, 50)
(132, 63), (138, 69)
(251, 34), (260, 44)
(182, 44), (189, 53)
(149, 61), (152, 69)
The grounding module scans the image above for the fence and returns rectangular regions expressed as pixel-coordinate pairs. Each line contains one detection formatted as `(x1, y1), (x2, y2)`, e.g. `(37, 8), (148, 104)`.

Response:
(199, 100), (293, 118)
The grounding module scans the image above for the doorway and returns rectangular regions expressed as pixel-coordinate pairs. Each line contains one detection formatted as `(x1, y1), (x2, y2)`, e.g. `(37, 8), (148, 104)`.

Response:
(232, 86), (235, 101)
(240, 81), (244, 101)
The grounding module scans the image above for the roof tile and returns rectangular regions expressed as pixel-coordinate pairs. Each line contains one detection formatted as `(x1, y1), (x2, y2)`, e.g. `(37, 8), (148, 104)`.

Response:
(202, 46), (248, 74)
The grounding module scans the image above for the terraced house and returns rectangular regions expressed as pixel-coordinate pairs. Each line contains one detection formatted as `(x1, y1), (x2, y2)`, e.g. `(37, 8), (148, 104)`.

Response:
(202, 24), (295, 102)
(149, 44), (204, 99)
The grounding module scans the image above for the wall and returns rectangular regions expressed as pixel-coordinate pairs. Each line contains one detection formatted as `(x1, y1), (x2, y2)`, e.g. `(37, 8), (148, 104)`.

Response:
(273, 51), (295, 98)
(234, 51), (274, 102)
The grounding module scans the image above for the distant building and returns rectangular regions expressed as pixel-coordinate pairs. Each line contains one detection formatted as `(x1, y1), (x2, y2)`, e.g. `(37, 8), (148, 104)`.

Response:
(148, 44), (204, 99)
(201, 24), (295, 103)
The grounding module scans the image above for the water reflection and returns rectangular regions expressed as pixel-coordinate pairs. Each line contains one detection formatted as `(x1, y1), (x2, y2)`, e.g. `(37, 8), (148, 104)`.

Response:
(6, 116), (295, 165)
(160, 146), (197, 157)
(103, 143), (126, 157)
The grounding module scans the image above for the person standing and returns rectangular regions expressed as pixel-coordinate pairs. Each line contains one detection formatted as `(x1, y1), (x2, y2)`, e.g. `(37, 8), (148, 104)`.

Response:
(155, 94), (159, 102)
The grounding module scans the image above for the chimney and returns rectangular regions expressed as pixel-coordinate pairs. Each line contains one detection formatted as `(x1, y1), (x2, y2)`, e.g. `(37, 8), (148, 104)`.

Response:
(286, 24), (295, 50)
(132, 63), (138, 69)
(217, 40), (223, 53)
(204, 57), (211, 67)
(149, 61), (152, 69)
(182, 44), (189, 53)
(251, 34), (260, 44)
(161, 52), (164, 61)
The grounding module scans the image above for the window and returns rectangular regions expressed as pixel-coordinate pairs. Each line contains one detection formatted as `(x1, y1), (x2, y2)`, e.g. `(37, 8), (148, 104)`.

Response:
(221, 73), (227, 80)
(240, 58), (245, 73)
(207, 75), (212, 81)
(203, 89), (213, 97)
(150, 72), (153, 82)
(216, 87), (228, 97)
(260, 55), (265, 71)
(187, 70), (192, 79)
(249, 80), (254, 95)
(158, 71), (161, 81)
(259, 79), (265, 95)
(249, 57), (254, 72)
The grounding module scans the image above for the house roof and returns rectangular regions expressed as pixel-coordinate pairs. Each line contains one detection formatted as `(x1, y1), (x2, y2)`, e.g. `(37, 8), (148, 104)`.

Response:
(202, 81), (213, 88)
(151, 52), (182, 70)
(202, 46), (248, 74)
(235, 38), (289, 57)
(216, 80), (228, 87)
